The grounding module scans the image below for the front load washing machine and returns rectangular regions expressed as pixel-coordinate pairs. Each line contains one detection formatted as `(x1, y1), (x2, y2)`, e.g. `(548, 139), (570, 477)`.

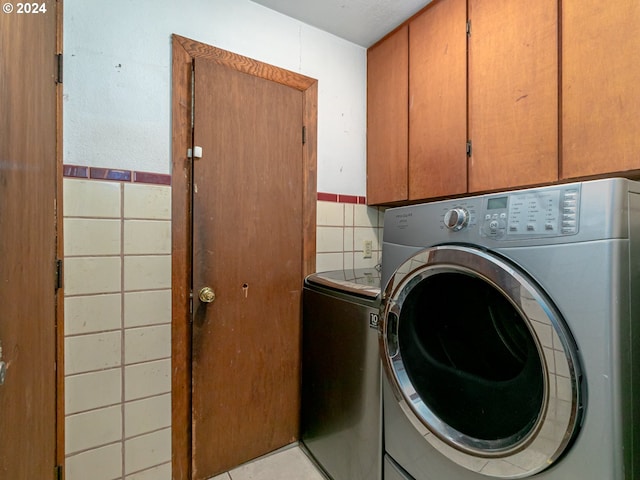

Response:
(379, 178), (640, 480)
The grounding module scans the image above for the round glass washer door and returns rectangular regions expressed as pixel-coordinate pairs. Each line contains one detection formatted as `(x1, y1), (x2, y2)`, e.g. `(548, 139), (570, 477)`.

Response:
(381, 245), (585, 478)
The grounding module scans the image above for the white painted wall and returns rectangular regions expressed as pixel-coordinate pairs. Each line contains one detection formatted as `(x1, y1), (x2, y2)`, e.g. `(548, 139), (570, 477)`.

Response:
(64, 0), (368, 196)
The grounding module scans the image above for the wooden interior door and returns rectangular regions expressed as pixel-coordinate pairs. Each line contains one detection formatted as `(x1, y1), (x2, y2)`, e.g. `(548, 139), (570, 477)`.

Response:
(409, 0), (467, 200)
(0, 1), (59, 477)
(190, 56), (305, 479)
(468, 0), (558, 192)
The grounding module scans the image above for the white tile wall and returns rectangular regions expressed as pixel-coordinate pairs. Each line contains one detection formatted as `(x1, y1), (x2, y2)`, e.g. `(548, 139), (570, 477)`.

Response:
(64, 178), (172, 480)
(124, 394), (171, 438)
(124, 220), (171, 254)
(124, 256), (172, 291)
(124, 359), (172, 401)
(66, 405), (123, 454)
(64, 257), (122, 295)
(62, 177), (386, 479)
(123, 183), (171, 220)
(65, 444), (123, 480)
(315, 200), (384, 272)
(65, 331), (122, 375)
(125, 462), (172, 480)
(124, 290), (171, 328)
(63, 179), (121, 218)
(124, 325), (171, 364)
(65, 294), (122, 335)
(64, 218), (121, 256)
(124, 428), (172, 475)
(65, 368), (122, 414)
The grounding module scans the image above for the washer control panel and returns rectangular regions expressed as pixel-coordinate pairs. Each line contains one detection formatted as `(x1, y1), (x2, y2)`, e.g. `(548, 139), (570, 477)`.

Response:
(480, 185), (581, 239)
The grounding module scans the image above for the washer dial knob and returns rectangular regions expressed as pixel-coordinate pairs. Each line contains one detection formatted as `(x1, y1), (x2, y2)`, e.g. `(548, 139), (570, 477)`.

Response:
(444, 207), (469, 231)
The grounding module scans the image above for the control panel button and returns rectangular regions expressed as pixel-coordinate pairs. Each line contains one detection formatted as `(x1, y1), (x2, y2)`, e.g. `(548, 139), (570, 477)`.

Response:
(481, 185), (580, 239)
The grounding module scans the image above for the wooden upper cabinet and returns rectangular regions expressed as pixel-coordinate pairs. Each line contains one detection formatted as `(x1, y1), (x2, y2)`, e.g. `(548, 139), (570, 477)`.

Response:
(367, 25), (409, 205)
(562, 0), (640, 179)
(409, 0), (467, 200)
(468, 0), (558, 193)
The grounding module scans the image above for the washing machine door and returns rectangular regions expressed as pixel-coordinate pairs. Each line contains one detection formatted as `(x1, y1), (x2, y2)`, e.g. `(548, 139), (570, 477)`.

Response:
(381, 245), (585, 479)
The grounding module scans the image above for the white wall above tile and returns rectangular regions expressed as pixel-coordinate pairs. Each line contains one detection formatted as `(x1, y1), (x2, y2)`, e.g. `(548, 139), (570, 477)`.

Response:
(64, 0), (367, 195)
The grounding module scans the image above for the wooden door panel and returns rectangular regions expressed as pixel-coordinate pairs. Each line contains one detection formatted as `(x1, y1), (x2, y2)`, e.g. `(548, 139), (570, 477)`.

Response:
(468, 0), (558, 192)
(562, 0), (640, 179)
(409, 0), (467, 200)
(367, 25), (409, 205)
(0, 1), (58, 477)
(191, 58), (303, 479)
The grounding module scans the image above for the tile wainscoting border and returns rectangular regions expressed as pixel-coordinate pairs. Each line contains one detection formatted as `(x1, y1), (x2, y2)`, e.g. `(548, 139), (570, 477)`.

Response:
(63, 165), (172, 186)
(64, 165), (367, 205)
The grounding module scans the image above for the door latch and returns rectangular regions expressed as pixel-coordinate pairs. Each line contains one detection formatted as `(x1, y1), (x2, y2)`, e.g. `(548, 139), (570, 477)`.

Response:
(187, 146), (203, 159)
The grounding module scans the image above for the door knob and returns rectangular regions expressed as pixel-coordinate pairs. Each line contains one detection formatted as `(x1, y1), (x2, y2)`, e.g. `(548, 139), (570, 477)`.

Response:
(198, 286), (216, 304)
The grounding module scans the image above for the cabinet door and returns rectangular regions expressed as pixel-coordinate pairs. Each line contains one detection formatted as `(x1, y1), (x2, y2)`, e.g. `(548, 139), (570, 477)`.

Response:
(409, 0), (467, 200)
(562, 0), (640, 179)
(367, 25), (409, 205)
(468, 0), (558, 192)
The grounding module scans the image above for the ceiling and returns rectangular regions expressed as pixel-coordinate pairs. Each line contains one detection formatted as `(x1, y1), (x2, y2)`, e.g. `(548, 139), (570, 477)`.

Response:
(250, 0), (433, 47)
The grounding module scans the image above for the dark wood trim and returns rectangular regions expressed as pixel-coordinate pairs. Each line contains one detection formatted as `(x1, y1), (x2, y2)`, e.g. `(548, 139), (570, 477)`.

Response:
(171, 34), (317, 479)
(302, 80), (318, 277)
(173, 35), (317, 92)
(171, 35), (194, 480)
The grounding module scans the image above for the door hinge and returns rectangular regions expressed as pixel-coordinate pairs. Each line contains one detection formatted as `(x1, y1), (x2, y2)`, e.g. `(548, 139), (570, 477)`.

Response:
(466, 20), (471, 37)
(55, 259), (63, 291)
(55, 464), (63, 480)
(190, 60), (195, 130)
(466, 140), (472, 157)
(302, 125), (307, 145)
(56, 53), (63, 84)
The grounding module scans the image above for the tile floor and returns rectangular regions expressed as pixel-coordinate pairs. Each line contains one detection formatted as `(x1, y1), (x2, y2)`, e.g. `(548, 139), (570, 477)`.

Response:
(209, 444), (327, 480)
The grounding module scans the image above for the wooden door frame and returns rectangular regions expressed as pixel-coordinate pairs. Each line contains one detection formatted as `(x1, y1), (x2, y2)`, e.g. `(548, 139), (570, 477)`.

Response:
(170, 34), (317, 479)
(56, 1), (65, 476)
